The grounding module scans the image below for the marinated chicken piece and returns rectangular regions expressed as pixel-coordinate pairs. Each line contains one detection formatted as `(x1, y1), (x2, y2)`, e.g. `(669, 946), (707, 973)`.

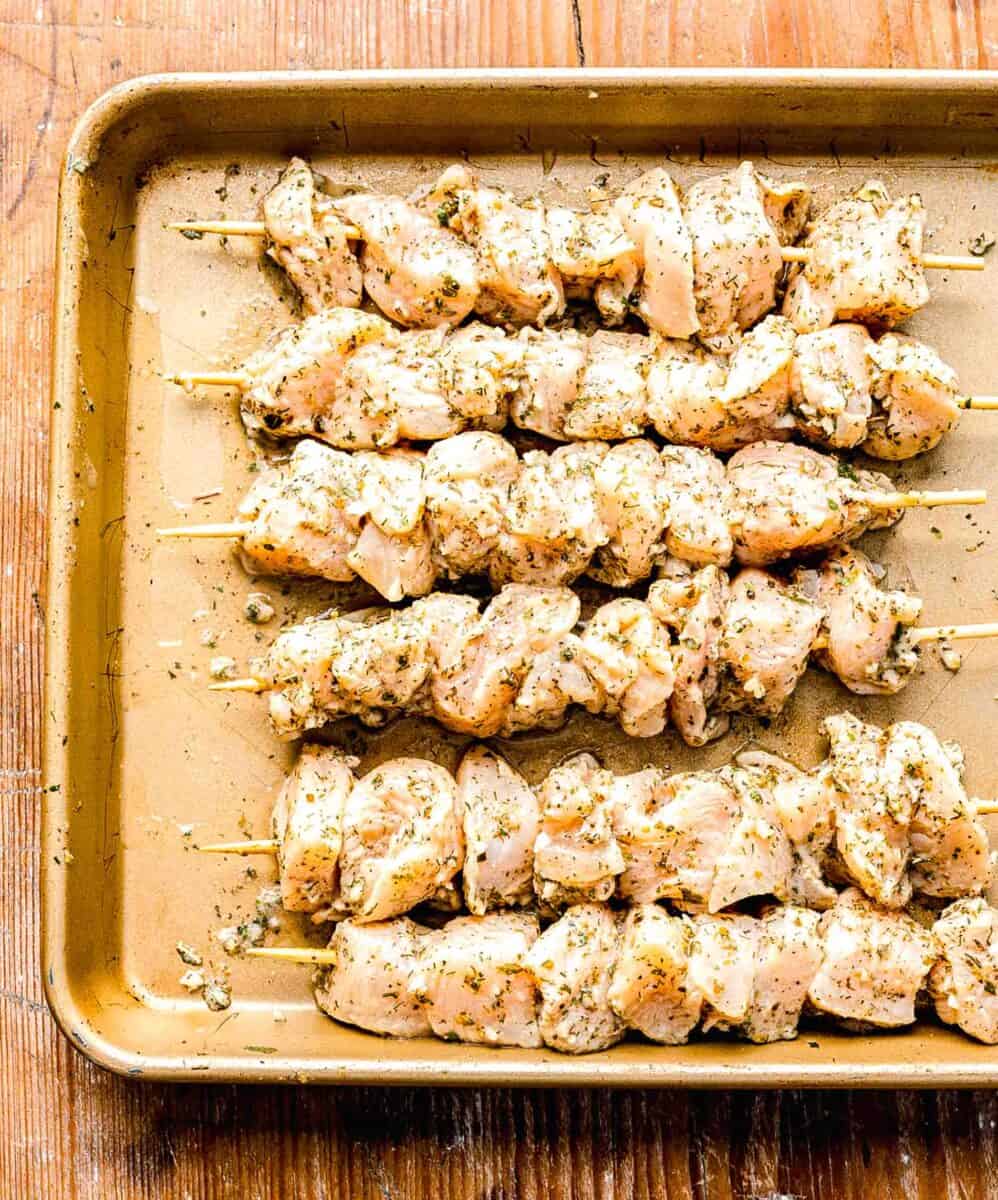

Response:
(794, 547), (922, 696)
(822, 713), (914, 909)
(334, 191), (479, 329)
(338, 758), (463, 922)
(412, 913), (542, 1047)
(590, 440), (670, 587)
(863, 333), (963, 460)
(344, 329), (457, 444)
(649, 562), (730, 746)
(547, 206), (639, 306)
(790, 324), (874, 449)
(657, 446), (735, 567)
(238, 440), (363, 582)
(608, 905), (703, 1044)
(438, 322), (522, 427)
(709, 762), (794, 912)
(262, 158), (363, 314)
(456, 747), (538, 914)
(727, 441), (901, 566)
(742, 906), (823, 1043)
(718, 568), (824, 716)
(646, 315), (797, 451)
(808, 888), (936, 1028)
(894, 723), (990, 900)
(492, 443), (609, 588)
(240, 307), (397, 445)
(423, 432), (517, 579)
(511, 327), (587, 439)
(609, 168), (698, 336)
(931, 899), (998, 1045)
(564, 331), (652, 441)
(499, 633), (603, 736)
(329, 607), (435, 718)
(688, 914), (760, 1031)
(430, 164), (564, 326)
(345, 520), (436, 603)
(613, 770), (737, 906)
(431, 585), (580, 737)
(742, 750), (840, 910)
(526, 903), (626, 1053)
(783, 181), (929, 333)
(271, 745), (352, 913)
(314, 917), (431, 1038)
(533, 754), (625, 908)
(685, 162), (809, 349)
(577, 598), (676, 738)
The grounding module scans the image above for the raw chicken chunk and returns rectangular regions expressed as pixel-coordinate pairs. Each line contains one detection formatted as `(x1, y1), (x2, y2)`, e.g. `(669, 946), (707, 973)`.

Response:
(931, 899), (998, 1045)
(608, 905), (703, 1044)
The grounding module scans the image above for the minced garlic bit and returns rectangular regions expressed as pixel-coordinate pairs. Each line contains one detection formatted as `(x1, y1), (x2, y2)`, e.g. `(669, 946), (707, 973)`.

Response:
(176, 941), (203, 967)
(940, 643), (963, 673)
(209, 655), (237, 681)
(244, 591), (275, 624)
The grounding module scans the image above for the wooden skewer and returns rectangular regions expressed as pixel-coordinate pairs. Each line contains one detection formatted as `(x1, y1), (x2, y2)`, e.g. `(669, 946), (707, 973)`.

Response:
(245, 946), (337, 965)
(164, 370), (249, 392)
(908, 622), (998, 646)
(169, 221), (983, 271)
(210, 619), (998, 700)
(780, 247), (985, 272)
(959, 396), (998, 411)
(169, 218), (362, 239)
(866, 488), (986, 510)
(199, 839), (279, 854)
(209, 678), (265, 693)
(976, 799), (998, 816)
(158, 523), (249, 540)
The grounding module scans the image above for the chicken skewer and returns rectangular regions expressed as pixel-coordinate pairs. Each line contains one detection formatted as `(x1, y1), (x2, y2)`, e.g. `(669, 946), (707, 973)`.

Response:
(206, 549), (998, 746)
(241, 892), (998, 1050)
(166, 307), (998, 460)
(156, 435), (984, 602)
(169, 158), (981, 343)
(199, 712), (995, 926)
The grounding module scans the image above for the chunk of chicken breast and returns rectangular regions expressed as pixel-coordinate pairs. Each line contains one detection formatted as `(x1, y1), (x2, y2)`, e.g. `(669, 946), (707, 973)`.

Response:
(492, 442), (609, 588)
(241, 307), (397, 445)
(271, 745), (353, 914)
(742, 906), (823, 1043)
(718, 568), (824, 716)
(708, 762), (794, 912)
(577, 598), (676, 738)
(338, 758), (464, 921)
(423, 431), (518, 579)
(430, 164), (564, 326)
(533, 754), (625, 908)
(689, 914), (760, 1032)
(789, 324), (874, 450)
(794, 547), (922, 696)
(564, 331), (652, 441)
(727, 441), (901, 566)
(313, 917), (431, 1038)
(649, 562), (730, 746)
(438, 322), (522, 427)
(657, 446), (735, 567)
(646, 315), (797, 452)
(608, 905), (703, 1044)
(685, 162), (809, 349)
(590, 440), (671, 587)
(863, 333), (963, 460)
(896, 723), (990, 900)
(822, 712), (914, 909)
(547, 206), (639, 308)
(457, 747), (539, 914)
(807, 888), (936, 1028)
(430, 585), (581, 737)
(609, 168), (698, 337)
(783, 181), (929, 333)
(412, 913), (542, 1048)
(931, 899), (998, 1045)
(511, 327), (588, 440)
(262, 158), (363, 314)
(526, 903), (626, 1053)
(334, 191), (479, 329)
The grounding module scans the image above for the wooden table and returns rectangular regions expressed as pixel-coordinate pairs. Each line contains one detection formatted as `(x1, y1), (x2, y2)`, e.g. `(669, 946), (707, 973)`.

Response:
(3, 2), (998, 1195)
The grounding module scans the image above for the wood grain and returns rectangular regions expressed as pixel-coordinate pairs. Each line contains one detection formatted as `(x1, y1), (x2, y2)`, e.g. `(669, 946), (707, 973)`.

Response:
(2, 1), (997, 1195)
